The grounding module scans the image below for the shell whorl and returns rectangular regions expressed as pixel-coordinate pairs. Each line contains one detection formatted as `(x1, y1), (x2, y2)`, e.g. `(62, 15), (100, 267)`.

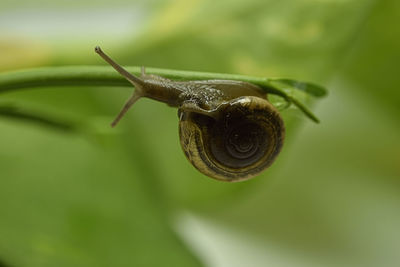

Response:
(179, 96), (285, 182)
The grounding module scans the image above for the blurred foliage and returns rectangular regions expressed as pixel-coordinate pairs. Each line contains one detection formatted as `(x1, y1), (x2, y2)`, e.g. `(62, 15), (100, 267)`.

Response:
(0, 0), (399, 267)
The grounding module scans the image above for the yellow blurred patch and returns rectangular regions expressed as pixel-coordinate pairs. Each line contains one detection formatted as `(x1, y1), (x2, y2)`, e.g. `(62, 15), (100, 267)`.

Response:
(0, 37), (51, 72)
(232, 53), (281, 77)
(148, 0), (201, 37)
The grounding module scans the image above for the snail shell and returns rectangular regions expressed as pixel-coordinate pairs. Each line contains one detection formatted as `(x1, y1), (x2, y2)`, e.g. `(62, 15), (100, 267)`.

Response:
(179, 96), (284, 182)
(95, 46), (285, 182)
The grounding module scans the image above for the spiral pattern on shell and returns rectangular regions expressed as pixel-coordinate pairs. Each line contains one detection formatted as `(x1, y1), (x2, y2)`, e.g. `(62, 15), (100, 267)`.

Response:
(179, 96), (285, 182)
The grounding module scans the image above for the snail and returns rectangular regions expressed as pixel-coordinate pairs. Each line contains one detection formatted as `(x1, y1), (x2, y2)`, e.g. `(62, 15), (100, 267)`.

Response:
(95, 46), (285, 182)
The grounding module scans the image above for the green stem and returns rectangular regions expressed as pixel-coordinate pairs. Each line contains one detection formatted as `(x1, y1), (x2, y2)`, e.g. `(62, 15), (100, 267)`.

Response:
(0, 66), (326, 122)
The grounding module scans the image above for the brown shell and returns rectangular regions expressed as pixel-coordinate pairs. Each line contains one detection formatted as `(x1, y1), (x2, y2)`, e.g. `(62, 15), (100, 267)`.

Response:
(179, 96), (285, 182)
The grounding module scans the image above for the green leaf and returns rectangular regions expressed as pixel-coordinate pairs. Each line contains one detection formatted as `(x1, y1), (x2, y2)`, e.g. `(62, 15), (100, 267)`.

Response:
(270, 78), (327, 98)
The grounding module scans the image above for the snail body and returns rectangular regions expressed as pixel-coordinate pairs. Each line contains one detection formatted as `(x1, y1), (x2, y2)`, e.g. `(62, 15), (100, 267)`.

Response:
(95, 46), (285, 182)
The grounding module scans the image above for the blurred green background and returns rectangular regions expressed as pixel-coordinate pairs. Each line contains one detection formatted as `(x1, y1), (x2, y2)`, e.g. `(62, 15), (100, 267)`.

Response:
(0, 0), (399, 266)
